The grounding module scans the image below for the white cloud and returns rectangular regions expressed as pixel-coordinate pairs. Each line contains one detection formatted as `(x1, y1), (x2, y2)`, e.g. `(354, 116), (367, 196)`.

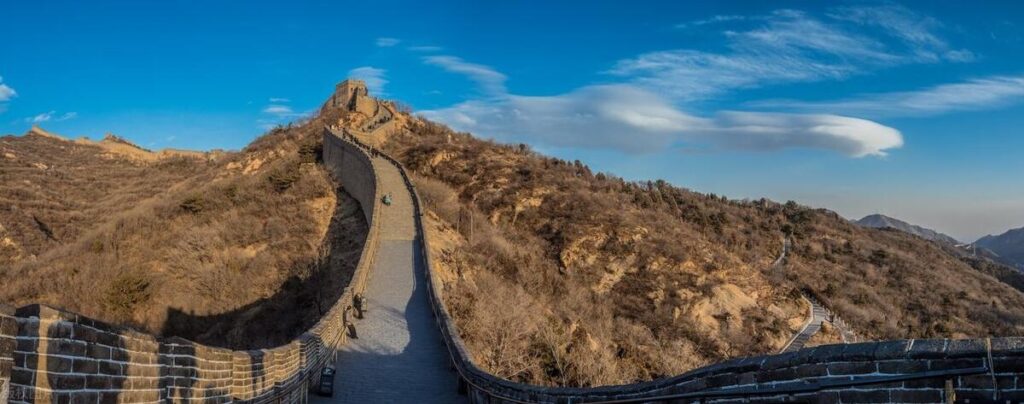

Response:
(348, 66), (388, 95)
(262, 104), (295, 116)
(376, 37), (400, 47)
(614, 7), (970, 101)
(423, 55), (507, 96)
(408, 45), (442, 52)
(675, 15), (751, 29)
(421, 84), (902, 157)
(752, 75), (1024, 117)
(25, 111), (77, 123)
(27, 111), (54, 123)
(269, 97), (290, 103)
(828, 5), (973, 63)
(0, 76), (15, 103)
(702, 112), (902, 157)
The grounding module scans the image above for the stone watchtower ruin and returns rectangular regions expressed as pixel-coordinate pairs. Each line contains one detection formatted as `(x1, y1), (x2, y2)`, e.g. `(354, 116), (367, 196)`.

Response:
(323, 79), (377, 117)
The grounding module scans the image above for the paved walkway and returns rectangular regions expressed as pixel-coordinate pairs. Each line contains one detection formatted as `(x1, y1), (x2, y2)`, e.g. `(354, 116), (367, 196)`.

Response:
(781, 297), (829, 353)
(314, 156), (464, 403)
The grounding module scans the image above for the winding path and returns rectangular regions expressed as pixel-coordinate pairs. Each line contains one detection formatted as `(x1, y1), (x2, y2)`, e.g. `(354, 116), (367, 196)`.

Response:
(313, 154), (464, 403)
(780, 297), (829, 353)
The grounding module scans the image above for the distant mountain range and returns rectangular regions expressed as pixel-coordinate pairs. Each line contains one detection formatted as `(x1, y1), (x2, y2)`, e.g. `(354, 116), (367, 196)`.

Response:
(976, 227), (1024, 270)
(855, 214), (960, 245)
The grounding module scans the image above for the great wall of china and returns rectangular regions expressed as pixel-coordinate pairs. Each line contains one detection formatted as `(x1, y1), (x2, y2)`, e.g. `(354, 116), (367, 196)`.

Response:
(1, 80), (1022, 403)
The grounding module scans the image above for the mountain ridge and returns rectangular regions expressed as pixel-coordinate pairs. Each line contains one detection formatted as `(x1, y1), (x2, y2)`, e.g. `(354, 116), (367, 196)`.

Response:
(854, 213), (960, 245)
(976, 226), (1024, 270)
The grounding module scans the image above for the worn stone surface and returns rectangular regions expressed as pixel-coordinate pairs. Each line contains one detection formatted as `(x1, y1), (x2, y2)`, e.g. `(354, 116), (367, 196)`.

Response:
(317, 156), (463, 403)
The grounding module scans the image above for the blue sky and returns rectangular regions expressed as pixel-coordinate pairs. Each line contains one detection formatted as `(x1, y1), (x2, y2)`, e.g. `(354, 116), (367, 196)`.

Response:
(2, 1), (1024, 241)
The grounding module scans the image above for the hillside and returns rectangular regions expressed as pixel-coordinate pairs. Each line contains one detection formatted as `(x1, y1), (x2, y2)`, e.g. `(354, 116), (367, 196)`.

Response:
(976, 227), (1024, 270)
(855, 214), (959, 245)
(0, 114), (367, 349)
(378, 115), (1024, 387)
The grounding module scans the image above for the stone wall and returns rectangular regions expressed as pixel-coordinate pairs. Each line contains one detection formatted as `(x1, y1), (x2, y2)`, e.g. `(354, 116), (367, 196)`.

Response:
(322, 127), (377, 224)
(359, 122), (1024, 402)
(1, 304), (15, 404)
(0, 130), (382, 404)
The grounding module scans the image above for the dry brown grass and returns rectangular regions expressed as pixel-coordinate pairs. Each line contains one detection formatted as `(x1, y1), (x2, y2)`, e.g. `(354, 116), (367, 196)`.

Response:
(386, 117), (1024, 387)
(0, 113), (368, 348)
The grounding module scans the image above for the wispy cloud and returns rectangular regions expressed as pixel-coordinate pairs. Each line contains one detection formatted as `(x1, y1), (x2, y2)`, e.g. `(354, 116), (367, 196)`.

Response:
(262, 104), (296, 117)
(269, 97), (290, 103)
(675, 14), (752, 29)
(376, 37), (400, 47)
(422, 83), (902, 157)
(615, 7), (971, 101)
(408, 45), (442, 52)
(752, 75), (1024, 117)
(423, 55), (507, 96)
(828, 4), (973, 62)
(348, 66), (388, 95)
(0, 75), (15, 104)
(25, 111), (77, 123)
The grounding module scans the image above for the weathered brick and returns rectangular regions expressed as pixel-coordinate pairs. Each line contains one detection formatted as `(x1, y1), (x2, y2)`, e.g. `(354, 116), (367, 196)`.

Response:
(944, 339), (987, 359)
(990, 337), (1024, 356)
(85, 374), (111, 389)
(95, 332), (120, 348)
(756, 367), (797, 383)
(826, 362), (875, 375)
(11, 367), (33, 385)
(52, 392), (71, 404)
(954, 389), (997, 402)
(992, 356), (1024, 373)
(928, 357), (983, 371)
(793, 363), (828, 378)
(907, 339), (947, 359)
(68, 392), (98, 404)
(46, 356), (74, 373)
(49, 374), (86, 390)
(760, 352), (797, 370)
(957, 374), (1014, 390)
(872, 340), (912, 360)
(97, 391), (119, 404)
(839, 389), (890, 403)
(903, 376), (947, 389)
(72, 358), (97, 374)
(87, 343), (110, 360)
(53, 339), (87, 357)
(890, 389), (942, 403)
(878, 359), (928, 374)
(809, 343), (846, 363)
(98, 360), (123, 375)
(16, 319), (39, 338)
(108, 347), (129, 362)
(996, 390), (1024, 402)
(15, 337), (37, 353)
(12, 352), (33, 369)
(42, 321), (74, 339)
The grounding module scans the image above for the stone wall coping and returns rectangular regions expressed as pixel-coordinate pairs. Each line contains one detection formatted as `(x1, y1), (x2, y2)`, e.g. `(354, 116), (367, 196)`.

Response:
(1, 128), (384, 403)
(373, 119), (1024, 401)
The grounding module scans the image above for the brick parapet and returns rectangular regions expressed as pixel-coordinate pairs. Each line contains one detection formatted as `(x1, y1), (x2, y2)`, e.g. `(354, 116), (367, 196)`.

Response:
(3, 128), (382, 403)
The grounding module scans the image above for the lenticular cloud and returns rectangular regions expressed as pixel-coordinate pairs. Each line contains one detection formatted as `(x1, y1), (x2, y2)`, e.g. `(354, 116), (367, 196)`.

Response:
(421, 84), (903, 157)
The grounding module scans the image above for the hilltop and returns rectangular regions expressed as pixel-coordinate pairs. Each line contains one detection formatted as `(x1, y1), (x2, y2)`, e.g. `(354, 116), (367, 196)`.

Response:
(0, 114), (367, 348)
(855, 213), (960, 245)
(364, 97), (1024, 386)
(4, 80), (1024, 384)
(976, 226), (1024, 270)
